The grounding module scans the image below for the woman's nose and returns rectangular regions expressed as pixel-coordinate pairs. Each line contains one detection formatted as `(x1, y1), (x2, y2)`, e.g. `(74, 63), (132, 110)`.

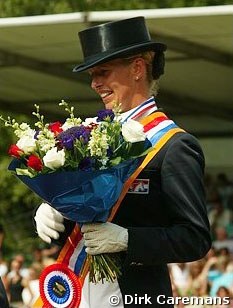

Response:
(91, 76), (102, 90)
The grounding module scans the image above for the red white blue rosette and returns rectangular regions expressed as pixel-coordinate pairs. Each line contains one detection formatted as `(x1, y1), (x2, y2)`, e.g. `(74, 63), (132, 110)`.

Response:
(39, 263), (81, 308)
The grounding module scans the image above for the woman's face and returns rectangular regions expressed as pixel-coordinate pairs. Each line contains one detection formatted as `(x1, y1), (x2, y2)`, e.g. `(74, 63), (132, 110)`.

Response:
(89, 59), (143, 112)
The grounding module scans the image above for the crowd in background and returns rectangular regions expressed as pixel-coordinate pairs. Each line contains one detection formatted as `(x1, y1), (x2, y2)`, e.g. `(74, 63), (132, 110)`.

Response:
(0, 172), (232, 307)
(0, 246), (59, 307)
(170, 172), (233, 307)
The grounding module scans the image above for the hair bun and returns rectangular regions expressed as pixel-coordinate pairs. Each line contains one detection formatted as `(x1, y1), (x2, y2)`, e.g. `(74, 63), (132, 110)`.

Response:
(152, 52), (165, 80)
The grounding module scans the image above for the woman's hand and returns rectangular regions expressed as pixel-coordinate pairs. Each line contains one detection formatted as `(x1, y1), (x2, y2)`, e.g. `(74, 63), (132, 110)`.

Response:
(34, 203), (65, 243)
(81, 222), (128, 254)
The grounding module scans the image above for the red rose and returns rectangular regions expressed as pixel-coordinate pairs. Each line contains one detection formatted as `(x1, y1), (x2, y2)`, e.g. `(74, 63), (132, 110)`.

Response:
(48, 121), (63, 135)
(27, 155), (43, 171)
(8, 144), (23, 158)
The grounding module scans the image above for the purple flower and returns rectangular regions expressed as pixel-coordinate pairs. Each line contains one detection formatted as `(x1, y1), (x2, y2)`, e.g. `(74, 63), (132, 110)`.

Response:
(34, 130), (40, 139)
(97, 110), (115, 122)
(57, 125), (90, 150)
(60, 136), (73, 150)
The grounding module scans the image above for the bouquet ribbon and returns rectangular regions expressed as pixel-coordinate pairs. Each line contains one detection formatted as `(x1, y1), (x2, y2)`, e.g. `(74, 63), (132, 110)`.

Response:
(33, 112), (184, 308)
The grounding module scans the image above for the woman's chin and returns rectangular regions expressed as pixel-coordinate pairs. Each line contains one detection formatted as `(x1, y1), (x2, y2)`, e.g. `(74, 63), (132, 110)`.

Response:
(102, 97), (116, 110)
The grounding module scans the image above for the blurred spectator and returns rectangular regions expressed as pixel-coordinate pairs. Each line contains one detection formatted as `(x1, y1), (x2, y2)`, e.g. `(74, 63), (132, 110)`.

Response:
(185, 260), (208, 297)
(204, 173), (219, 212)
(170, 263), (190, 295)
(210, 259), (233, 297)
(31, 247), (43, 268)
(216, 285), (230, 298)
(205, 246), (217, 260)
(40, 244), (60, 260)
(0, 224), (9, 308)
(0, 225), (8, 278)
(196, 256), (221, 287)
(216, 173), (233, 210)
(214, 286), (231, 308)
(31, 245), (58, 270)
(173, 284), (184, 308)
(225, 215), (233, 239)
(208, 198), (232, 231)
(5, 259), (24, 307)
(217, 247), (231, 257)
(22, 263), (42, 308)
(0, 252), (8, 278)
(213, 227), (233, 254)
(12, 254), (29, 279)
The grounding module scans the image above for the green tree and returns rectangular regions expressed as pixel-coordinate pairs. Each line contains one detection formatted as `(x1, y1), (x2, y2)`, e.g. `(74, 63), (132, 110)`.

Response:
(0, 114), (41, 260)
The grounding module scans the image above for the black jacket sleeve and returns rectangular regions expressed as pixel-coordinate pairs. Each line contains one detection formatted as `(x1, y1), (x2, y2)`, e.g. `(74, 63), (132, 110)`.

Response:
(125, 133), (211, 266)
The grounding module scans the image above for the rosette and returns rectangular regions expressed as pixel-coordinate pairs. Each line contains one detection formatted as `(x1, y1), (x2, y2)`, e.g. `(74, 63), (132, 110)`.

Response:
(39, 263), (81, 308)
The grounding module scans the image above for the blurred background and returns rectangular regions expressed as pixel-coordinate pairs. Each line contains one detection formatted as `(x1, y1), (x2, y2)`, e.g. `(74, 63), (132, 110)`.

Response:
(0, 1), (232, 307)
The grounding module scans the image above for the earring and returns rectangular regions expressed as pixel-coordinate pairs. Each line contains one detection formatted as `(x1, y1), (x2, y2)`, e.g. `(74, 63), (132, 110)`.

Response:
(135, 76), (139, 80)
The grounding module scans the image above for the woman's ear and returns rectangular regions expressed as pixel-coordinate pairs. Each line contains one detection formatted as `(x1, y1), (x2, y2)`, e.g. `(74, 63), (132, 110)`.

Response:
(132, 57), (146, 81)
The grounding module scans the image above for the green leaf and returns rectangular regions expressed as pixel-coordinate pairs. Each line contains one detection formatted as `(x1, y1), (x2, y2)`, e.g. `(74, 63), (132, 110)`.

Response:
(15, 168), (35, 178)
(126, 141), (147, 157)
(110, 156), (122, 166)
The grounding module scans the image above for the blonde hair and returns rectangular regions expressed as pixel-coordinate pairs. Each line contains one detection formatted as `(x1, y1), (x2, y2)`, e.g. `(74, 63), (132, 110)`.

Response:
(121, 51), (159, 96)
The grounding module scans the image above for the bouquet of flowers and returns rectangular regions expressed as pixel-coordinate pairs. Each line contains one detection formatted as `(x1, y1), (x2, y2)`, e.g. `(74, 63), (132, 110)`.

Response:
(0, 101), (151, 282)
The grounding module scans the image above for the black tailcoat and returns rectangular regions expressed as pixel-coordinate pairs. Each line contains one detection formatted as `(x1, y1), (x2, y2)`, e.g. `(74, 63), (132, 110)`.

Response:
(112, 131), (211, 307)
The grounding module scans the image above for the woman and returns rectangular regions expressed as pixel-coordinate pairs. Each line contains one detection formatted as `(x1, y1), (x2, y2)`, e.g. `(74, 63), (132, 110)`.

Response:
(5, 259), (24, 308)
(34, 17), (211, 307)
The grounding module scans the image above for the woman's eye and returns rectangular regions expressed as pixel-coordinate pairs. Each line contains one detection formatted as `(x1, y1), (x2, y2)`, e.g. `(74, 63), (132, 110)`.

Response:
(89, 69), (110, 79)
(100, 70), (108, 76)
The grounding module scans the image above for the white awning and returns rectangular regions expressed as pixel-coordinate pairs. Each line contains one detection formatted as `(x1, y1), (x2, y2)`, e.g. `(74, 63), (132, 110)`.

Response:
(0, 5), (232, 137)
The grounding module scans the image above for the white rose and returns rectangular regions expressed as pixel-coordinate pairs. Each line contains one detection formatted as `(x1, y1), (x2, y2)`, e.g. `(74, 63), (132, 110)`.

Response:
(121, 119), (146, 143)
(16, 134), (36, 154)
(43, 148), (65, 170)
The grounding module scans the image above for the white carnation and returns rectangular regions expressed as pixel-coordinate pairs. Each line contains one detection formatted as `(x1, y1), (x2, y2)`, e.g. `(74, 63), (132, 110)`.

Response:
(43, 148), (65, 170)
(121, 119), (146, 143)
(16, 130), (36, 154)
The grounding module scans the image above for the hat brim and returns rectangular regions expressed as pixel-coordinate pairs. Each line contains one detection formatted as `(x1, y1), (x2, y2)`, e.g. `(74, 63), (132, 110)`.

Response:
(73, 41), (166, 73)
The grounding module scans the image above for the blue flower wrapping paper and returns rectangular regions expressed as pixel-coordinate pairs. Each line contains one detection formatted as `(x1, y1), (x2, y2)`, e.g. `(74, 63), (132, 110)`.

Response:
(8, 158), (141, 223)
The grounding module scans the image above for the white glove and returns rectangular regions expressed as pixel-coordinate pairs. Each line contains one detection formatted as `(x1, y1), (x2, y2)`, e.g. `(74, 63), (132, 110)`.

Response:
(34, 202), (65, 244)
(81, 222), (128, 255)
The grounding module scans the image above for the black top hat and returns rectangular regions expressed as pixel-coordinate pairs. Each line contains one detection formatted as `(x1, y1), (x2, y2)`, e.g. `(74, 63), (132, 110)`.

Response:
(73, 16), (166, 72)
